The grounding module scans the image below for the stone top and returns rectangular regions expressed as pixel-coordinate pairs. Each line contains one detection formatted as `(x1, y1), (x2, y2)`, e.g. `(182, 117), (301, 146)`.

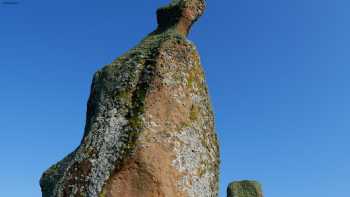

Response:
(227, 180), (264, 197)
(156, 0), (206, 36)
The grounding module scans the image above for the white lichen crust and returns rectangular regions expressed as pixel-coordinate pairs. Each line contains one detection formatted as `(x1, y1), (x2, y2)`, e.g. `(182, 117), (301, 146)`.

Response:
(157, 39), (219, 196)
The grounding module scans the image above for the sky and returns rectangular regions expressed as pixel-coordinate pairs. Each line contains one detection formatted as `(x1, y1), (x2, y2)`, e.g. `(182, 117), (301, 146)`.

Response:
(1, 0), (350, 196)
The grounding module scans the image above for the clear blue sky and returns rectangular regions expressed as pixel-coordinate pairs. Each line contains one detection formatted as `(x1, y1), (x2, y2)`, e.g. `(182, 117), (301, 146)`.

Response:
(1, 0), (349, 196)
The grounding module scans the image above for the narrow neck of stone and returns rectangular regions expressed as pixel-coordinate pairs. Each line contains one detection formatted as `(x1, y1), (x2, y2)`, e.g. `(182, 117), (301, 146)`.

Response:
(156, 0), (205, 36)
(156, 5), (190, 36)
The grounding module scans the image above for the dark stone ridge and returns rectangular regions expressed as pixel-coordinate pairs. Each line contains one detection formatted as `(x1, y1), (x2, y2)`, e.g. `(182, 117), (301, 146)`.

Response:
(40, 0), (219, 196)
(227, 180), (263, 197)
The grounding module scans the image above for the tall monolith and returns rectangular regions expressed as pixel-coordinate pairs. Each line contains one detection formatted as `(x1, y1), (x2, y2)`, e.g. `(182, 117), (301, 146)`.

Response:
(40, 0), (220, 196)
(227, 181), (263, 197)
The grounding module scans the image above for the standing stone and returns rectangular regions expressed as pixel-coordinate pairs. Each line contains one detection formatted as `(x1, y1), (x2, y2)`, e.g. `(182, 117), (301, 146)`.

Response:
(227, 181), (263, 197)
(40, 0), (220, 196)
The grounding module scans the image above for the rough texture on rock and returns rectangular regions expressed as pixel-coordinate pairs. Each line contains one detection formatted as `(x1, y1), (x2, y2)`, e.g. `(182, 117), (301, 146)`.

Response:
(227, 181), (263, 197)
(40, 0), (219, 196)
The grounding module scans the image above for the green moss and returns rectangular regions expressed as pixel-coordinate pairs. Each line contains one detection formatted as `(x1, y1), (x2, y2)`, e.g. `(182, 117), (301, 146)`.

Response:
(190, 105), (199, 121)
(187, 61), (204, 90)
(46, 164), (60, 175)
(98, 189), (106, 197)
(115, 90), (132, 107)
(176, 121), (191, 131)
(84, 147), (96, 157)
(187, 71), (195, 88)
(198, 167), (206, 177)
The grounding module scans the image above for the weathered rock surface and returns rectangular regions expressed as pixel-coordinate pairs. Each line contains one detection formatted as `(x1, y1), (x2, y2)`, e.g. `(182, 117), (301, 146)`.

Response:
(227, 181), (263, 197)
(40, 0), (219, 196)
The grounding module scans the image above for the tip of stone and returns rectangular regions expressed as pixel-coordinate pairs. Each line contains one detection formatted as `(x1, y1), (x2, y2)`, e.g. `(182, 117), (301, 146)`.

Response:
(227, 180), (263, 197)
(156, 0), (206, 36)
